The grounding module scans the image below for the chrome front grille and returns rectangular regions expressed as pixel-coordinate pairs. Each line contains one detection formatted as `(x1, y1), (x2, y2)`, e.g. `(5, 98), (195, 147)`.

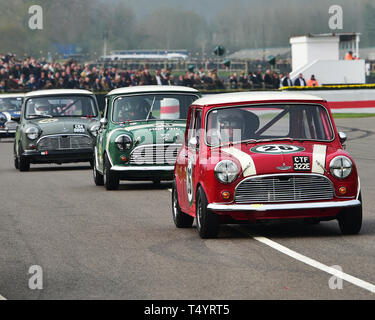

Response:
(37, 135), (93, 151)
(235, 174), (334, 204)
(129, 144), (182, 165)
(5, 121), (17, 131)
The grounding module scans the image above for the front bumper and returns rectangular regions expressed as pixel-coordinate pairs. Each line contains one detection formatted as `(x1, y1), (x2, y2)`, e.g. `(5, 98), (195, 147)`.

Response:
(111, 165), (175, 181)
(22, 148), (93, 164)
(207, 200), (361, 212)
(111, 165), (174, 172)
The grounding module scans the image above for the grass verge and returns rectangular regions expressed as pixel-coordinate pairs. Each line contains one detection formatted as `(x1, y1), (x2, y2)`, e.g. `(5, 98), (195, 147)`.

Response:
(332, 113), (375, 118)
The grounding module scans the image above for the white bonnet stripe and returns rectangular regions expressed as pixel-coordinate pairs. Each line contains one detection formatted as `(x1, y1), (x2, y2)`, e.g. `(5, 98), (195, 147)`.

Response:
(222, 147), (256, 177)
(312, 144), (327, 174)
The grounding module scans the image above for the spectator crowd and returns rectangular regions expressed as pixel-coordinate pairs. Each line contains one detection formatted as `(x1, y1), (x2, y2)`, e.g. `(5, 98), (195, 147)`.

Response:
(0, 53), (318, 93)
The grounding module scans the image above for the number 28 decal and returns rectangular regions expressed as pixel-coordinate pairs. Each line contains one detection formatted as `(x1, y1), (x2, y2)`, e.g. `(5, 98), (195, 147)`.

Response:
(251, 144), (305, 155)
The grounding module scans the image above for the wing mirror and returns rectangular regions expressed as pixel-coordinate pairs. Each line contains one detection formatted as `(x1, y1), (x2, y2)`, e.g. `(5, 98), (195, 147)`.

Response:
(100, 118), (108, 128)
(188, 136), (199, 149)
(339, 132), (347, 149)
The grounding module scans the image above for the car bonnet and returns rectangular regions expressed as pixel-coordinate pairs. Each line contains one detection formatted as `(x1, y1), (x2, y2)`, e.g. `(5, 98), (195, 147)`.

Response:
(212, 142), (333, 177)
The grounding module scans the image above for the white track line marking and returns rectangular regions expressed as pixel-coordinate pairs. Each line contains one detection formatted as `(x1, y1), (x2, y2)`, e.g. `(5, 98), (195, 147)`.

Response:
(0, 294), (7, 300)
(168, 188), (375, 294)
(252, 235), (375, 294)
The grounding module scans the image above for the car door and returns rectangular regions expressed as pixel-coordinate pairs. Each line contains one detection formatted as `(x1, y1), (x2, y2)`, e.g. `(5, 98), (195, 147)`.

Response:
(180, 108), (202, 212)
(97, 96), (109, 172)
(177, 107), (195, 212)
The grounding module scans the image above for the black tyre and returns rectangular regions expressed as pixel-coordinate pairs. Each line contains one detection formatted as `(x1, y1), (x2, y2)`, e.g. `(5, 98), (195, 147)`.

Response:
(172, 180), (194, 228)
(103, 154), (119, 190)
(93, 158), (104, 186)
(18, 145), (30, 172)
(13, 143), (19, 170)
(14, 156), (19, 170)
(338, 193), (362, 235)
(196, 187), (220, 239)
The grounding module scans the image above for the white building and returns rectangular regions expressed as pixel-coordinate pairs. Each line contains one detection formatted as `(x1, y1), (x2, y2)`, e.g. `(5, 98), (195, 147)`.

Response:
(290, 33), (365, 85)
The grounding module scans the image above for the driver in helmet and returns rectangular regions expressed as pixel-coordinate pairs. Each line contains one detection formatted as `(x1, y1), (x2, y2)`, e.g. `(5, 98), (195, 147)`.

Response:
(34, 102), (52, 116)
(118, 102), (138, 122)
(216, 109), (260, 143)
(117, 99), (150, 122)
(0, 99), (14, 111)
(217, 110), (245, 143)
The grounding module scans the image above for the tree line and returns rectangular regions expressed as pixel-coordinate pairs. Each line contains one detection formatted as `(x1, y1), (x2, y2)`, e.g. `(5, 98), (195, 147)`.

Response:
(0, 0), (374, 58)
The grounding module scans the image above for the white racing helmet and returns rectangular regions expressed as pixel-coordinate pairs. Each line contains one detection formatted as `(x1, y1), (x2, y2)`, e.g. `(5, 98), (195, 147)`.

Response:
(34, 101), (52, 116)
(217, 110), (245, 142)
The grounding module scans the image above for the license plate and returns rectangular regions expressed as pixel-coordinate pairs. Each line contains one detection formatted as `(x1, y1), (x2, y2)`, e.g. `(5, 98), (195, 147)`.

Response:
(73, 124), (85, 133)
(293, 156), (311, 171)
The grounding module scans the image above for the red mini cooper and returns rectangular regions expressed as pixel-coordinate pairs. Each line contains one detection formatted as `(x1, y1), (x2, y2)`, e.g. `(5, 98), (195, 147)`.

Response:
(172, 92), (362, 238)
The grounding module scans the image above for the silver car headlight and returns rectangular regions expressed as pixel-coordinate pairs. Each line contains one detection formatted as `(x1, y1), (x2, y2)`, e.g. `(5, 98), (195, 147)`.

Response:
(214, 160), (239, 184)
(115, 134), (133, 151)
(89, 123), (100, 137)
(25, 126), (40, 140)
(329, 156), (353, 179)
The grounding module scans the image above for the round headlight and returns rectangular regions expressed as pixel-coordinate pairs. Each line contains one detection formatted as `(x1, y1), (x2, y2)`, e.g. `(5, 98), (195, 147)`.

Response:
(115, 134), (132, 151)
(89, 123), (100, 137)
(214, 160), (239, 184)
(329, 156), (353, 179)
(25, 126), (40, 140)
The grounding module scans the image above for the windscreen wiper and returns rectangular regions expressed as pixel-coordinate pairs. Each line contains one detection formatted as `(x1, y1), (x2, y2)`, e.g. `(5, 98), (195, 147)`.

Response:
(28, 114), (53, 118)
(256, 137), (295, 143)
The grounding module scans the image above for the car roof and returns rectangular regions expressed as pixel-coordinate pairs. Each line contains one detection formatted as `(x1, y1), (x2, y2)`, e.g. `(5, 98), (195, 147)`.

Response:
(0, 93), (25, 98)
(193, 91), (326, 107)
(107, 85), (199, 96)
(24, 89), (94, 98)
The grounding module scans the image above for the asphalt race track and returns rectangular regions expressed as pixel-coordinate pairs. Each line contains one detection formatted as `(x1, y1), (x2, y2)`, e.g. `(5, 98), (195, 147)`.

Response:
(0, 117), (374, 300)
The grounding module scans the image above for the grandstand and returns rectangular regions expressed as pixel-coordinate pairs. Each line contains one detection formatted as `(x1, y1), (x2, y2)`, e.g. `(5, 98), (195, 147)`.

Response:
(99, 49), (190, 62)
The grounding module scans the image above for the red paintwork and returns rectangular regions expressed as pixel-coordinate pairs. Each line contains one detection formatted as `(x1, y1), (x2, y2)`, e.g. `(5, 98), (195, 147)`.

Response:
(174, 98), (359, 222)
(328, 100), (375, 109)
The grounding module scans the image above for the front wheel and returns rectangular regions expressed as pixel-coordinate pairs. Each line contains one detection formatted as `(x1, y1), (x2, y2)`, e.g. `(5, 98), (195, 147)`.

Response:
(103, 154), (119, 190)
(14, 156), (19, 170)
(18, 144), (30, 172)
(338, 193), (362, 235)
(14, 143), (19, 170)
(93, 158), (104, 186)
(172, 180), (194, 228)
(196, 187), (220, 239)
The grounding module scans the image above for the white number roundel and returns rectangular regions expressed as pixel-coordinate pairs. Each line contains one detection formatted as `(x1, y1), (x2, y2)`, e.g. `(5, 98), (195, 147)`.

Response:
(251, 144), (305, 155)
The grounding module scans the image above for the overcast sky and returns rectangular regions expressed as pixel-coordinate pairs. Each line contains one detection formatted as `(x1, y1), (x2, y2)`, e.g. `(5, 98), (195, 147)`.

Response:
(110, 0), (252, 19)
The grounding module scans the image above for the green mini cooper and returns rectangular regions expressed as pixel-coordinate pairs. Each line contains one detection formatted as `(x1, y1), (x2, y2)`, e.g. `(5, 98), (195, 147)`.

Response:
(14, 89), (100, 171)
(93, 85), (201, 190)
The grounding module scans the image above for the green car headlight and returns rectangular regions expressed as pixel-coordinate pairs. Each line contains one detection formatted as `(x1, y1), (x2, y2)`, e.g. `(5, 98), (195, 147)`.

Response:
(115, 134), (132, 151)
(214, 160), (239, 184)
(329, 156), (353, 179)
(25, 126), (40, 140)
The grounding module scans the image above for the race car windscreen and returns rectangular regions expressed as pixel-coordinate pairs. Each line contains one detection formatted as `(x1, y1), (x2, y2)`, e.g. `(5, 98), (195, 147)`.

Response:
(112, 94), (199, 122)
(25, 95), (98, 119)
(206, 104), (334, 146)
(0, 97), (22, 112)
